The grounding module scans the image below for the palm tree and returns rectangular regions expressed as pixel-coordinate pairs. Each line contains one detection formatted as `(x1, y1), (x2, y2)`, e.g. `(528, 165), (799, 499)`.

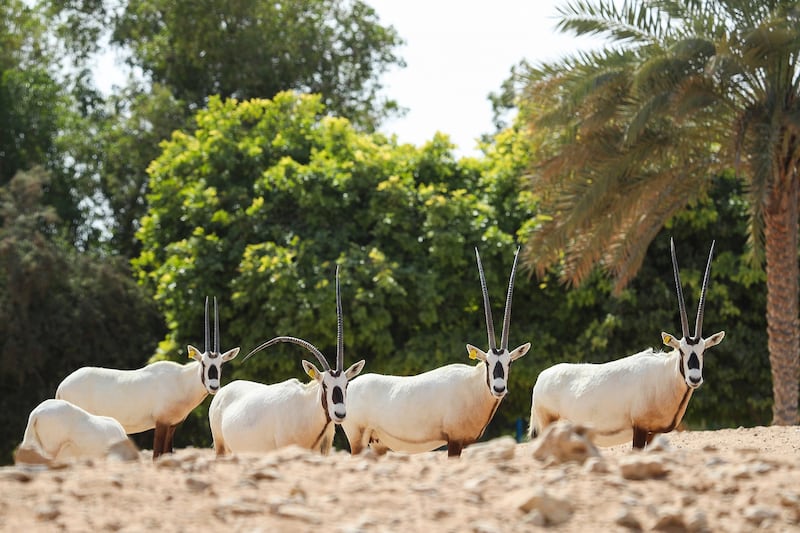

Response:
(518, 0), (799, 425)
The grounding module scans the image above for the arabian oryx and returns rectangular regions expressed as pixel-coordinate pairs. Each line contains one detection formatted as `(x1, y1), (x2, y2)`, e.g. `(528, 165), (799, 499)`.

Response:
(56, 297), (240, 459)
(15, 399), (140, 464)
(529, 239), (725, 449)
(208, 266), (365, 455)
(341, 247), (531, 457)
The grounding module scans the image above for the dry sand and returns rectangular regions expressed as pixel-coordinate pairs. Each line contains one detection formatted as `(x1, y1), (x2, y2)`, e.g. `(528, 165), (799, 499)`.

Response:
(1, 425), (799, 532)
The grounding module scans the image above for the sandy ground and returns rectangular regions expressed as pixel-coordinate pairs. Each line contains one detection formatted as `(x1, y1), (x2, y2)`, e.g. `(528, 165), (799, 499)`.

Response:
(1, 424), (799, 532)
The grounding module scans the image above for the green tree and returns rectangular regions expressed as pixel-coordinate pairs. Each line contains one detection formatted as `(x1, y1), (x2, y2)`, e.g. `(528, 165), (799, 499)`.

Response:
(517, 0), (799, 425)
(42, 0), (406, 257)
(0, 168), (165, 464)
(0, 0), (93, 242)
(111, 0), (404, 131)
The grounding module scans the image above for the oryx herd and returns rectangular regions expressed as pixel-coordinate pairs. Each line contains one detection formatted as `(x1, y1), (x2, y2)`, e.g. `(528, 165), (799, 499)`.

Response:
(15, 239), (725, 464)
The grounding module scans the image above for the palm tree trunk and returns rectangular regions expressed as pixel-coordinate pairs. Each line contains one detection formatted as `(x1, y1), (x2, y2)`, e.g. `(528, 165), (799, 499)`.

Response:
(764, 172), (799, 425)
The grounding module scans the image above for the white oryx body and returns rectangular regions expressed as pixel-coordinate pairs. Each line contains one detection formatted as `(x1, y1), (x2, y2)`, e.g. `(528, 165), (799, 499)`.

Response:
(342, 247), (531, 457)
(15, 399), (138, 464)
(56, 297), (239, 458)
(529, 239), (725, 449)
(343, 360), (518, 454)
(210, 266), (365, 456)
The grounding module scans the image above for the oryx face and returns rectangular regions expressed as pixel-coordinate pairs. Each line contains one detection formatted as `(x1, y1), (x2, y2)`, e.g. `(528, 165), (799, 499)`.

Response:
(467, 344), (531, 398)
(303, 360), (366, 423)
(242, 265), (366, 424)
(188, 296), (240, 394)
(189, 345), (240, 394)
(662, 332), (725, 390)
(665, 238), (725, 390)
(471, 246), (531, 399)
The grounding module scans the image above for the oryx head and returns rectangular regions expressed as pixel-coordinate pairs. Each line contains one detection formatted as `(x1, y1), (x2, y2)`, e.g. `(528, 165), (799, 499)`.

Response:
(244, 266), (365, 423)
(661, 239), (725, 389)
(466, 247), (531, 399)
(187, 296), (241, 394)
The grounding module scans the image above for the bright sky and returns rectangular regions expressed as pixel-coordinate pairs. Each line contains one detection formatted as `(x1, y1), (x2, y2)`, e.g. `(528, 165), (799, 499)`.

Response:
(368, 0), (602, 157)
(95, 0), (602, 158)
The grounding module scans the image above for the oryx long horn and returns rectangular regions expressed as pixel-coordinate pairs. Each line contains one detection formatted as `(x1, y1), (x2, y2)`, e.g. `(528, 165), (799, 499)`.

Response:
(694, 240), (716, 339)
(475, 248), (497, 351)
(500, 247), (521, 351)
(335, 265), (343, 372)
(214, 296), (220, 354)
(670, 238), (690, 339)
(244, 336), (331, 371)
(204, 296), (211, 353)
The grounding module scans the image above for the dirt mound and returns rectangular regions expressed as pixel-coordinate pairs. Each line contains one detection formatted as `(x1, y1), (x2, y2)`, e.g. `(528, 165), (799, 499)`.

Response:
(1, 425), (798, 531)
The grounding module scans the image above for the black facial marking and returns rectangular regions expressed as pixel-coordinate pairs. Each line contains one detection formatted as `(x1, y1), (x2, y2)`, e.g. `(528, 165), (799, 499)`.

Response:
(208, 364), (219, 380)
(491, 348), (503, 355)
(332, 386), (343, 405)
(686, 336), (700, 345)
(687, 353), (700, 370)
(493, 361), (505, 380)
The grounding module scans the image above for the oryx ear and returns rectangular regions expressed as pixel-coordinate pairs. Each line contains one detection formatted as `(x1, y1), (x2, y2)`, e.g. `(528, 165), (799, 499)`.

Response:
(302, 360), (323, 382)
(510, 342), (531, 361)
(187, 345), (203, 361)
(704, 331), (725, 349)
(345, 360), (365, 379)
(661, 332), (681, 350)
(221, 347), (240, 361)
(466, 344), (487, 361)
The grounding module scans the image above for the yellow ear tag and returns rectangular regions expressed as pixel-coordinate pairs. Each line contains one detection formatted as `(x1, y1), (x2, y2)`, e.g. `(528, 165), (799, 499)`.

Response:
(663, 335), (671, 346)
(307, 367), (317, 379)
(468, 348), (477, 360)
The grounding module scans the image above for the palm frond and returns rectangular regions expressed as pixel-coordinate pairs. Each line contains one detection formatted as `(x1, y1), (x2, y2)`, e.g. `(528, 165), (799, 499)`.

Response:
(556, 0), (669, 44)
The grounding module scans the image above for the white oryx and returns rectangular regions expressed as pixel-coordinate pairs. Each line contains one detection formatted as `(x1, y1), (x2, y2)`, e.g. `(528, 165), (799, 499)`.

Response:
(56, 297), (239, 459)
(15, 399), (139, 464)
(208, 266), (365, 456)
(529, 239), (725, 449)
(341, 247), (531, 457)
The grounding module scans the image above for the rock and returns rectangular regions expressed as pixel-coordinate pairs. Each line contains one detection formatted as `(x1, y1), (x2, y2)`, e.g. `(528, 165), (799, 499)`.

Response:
(467, 436), (517, 462)
(652, 510), (686, 531)
(513, 487), (573, 526)
(248, 467), (281, 481)
(614, 507), (642, 530)
(619, 456), (669, 480)
(186, 476), (210, 492)
(273, 503), (321, 524)
(35, 504), (60, 521)
(583, 456), (609, 474)
(743, 506), (779, 526)
(685, 509), (709, 533)
(531, 420), (600, 465)
(471, 520), (504, 533)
